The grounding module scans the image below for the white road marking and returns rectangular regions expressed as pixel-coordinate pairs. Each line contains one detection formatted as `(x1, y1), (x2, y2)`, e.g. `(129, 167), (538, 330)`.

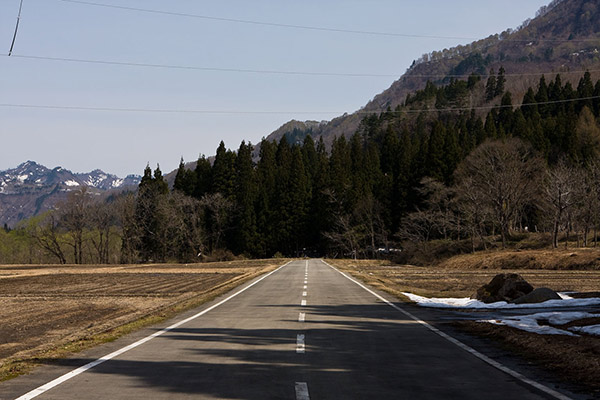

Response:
(295, 382), (310, 400)
(299, 312), (305, 322)
(303, 285), (307, 289)
(321, 260), (573, 400)
(304, 280), (307, 284)
(14, 261), (295, 400)
(301, 299), (307, 306)
(302, 291), (307, 297)
(296, 334), (305, 353)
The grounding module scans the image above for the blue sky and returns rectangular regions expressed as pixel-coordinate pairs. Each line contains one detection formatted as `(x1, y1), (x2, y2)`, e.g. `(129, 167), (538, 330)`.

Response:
(0, 0), (549, 176)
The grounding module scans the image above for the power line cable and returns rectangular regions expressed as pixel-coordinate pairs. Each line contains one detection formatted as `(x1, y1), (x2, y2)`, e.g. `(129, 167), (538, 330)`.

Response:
(1, 95), (599, 115)
(55, 0), (478, 41)
(3, 53), (600, 80)
(2, 54), (399, 78)
(55, 0), (599, 44)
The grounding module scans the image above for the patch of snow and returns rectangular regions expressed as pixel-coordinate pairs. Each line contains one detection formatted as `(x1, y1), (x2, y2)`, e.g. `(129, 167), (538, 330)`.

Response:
(480, 312), (600, 336)
(111, 178), (124, 188)
(64, 180), (80, 187)
(570, 324), (600, 336)
(558, 292), (574, 300)
(402, 292), (600, 309)
(17, 174), (28, 183)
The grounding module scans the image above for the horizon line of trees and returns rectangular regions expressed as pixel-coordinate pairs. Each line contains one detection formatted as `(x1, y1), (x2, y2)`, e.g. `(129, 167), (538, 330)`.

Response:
(2, 70), (600, 263)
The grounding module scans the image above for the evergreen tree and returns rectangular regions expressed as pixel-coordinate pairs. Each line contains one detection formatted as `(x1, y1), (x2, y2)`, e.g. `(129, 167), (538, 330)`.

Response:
(494, 66), (506, 97)
(211, 141), (236, 198)
(497, 91), (514, 135)
(194, 155), (212, 199)
(536, 75), (550, 117)
(427, 121), (447, 182)
(521, 88), (538, 119)
(577, 71), (594, 113)
(329, 136), (352, 212)
(232, 141), (259, 255)
(173, 158), (196, 196)
(256, 139), (277, 256)
(484, 110), (497, 140)
(485, 69), (497, 101)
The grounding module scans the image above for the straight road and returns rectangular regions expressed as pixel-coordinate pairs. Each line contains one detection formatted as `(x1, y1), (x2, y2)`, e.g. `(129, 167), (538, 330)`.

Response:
(4, 260), (568, 399)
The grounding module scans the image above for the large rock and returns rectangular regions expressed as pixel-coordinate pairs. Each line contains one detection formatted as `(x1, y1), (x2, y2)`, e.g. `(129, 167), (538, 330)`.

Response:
(512, 288), (562, 304)
(474, 273), (534, 303)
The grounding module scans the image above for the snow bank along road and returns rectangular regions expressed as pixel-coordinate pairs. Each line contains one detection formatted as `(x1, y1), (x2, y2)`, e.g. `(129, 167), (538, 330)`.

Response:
(3, 260), (572, 400)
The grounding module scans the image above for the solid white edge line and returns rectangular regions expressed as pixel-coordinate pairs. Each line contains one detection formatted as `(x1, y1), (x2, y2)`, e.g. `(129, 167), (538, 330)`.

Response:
(320, 259), (573, 400)
(14, 260), (295, 400)
(295, 381), (310, 400)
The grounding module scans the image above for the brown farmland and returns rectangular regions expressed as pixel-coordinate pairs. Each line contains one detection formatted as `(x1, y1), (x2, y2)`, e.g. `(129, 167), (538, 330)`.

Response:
(0, 260), (283, 380)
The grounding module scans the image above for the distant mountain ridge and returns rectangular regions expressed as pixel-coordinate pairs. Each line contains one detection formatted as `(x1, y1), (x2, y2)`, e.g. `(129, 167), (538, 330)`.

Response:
(0, 161), (140, 227)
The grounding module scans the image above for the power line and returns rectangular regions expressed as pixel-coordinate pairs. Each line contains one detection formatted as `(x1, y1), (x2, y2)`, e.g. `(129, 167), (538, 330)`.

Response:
(3, 53), (600, 80)
(2, 54), (399, 78)
(55, 0), (477, 41)
(55, 0), (600, 44)
(2, 95), (599, 116)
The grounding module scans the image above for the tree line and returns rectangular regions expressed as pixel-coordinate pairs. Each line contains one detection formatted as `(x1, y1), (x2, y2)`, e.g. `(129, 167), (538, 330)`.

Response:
(2, 70), (600, 263)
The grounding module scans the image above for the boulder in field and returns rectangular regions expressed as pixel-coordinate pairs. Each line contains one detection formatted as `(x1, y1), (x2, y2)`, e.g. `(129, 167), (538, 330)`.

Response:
(473, 273), (534, 303)
(511, 287), (562, 304)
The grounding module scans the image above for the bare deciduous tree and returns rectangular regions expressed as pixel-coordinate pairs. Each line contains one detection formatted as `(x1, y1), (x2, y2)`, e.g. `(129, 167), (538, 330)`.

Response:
(26, 212), (66, 264)
(60, 187), (92, 264)
(200, 193), (233, 253)
(454, 138), (545, 248)
(454, 175), (491, 252)
(543, 159), (580, 248)
(89, 200), (117, 263)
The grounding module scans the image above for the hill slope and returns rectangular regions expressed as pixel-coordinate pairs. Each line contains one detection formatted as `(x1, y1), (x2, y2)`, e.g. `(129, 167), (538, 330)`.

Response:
(261, 0), (600, 147)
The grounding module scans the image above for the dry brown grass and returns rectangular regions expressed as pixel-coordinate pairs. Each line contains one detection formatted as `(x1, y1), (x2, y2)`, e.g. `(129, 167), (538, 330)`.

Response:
(0, 259), (286, 381)
(454, 321), (600, 394)
(329, 249), (600, 299)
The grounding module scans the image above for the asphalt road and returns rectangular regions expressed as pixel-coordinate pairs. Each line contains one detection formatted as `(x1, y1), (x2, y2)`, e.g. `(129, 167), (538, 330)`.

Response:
(3, 260), (570, 399)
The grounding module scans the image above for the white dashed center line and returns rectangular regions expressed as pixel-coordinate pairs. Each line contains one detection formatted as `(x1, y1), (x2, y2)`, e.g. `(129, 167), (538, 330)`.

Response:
(298, 312), (305, 322)
(295, 382), (310, 400)
(301, 299), (307, 306)
(296, 334), (305, 353)
(302, 291), (307, 297)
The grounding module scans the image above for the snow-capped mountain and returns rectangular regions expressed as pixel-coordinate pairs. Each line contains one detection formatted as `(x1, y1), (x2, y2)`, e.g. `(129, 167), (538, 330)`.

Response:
(0, 161), (140, 227)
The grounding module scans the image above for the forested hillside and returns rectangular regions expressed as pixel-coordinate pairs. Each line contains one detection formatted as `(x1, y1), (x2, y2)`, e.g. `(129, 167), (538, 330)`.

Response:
(262, 0), (600, 148)
(5, 68), (599, 264)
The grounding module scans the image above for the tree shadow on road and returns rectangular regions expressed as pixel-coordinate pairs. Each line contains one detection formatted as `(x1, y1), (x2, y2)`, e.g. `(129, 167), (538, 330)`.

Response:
(11, 303), (553, 399)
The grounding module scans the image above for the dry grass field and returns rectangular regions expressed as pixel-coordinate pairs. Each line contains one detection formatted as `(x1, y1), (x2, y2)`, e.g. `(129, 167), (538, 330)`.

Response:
(0, 260), (285, 381)
(329, 249), (600, 300)
(328, 251), (600, 394)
